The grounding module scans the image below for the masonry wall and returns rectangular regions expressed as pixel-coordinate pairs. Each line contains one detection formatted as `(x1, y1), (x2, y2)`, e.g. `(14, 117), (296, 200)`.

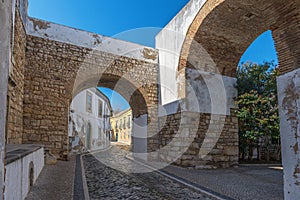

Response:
(24, 35), (158, 159)
(157, 111), (238, 168)
(6, 8), (26, 144)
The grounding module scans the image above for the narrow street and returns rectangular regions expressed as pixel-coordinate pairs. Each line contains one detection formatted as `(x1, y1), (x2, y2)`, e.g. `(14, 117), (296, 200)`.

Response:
(25, 144), (283, 200)
(82, 145), (213, 200)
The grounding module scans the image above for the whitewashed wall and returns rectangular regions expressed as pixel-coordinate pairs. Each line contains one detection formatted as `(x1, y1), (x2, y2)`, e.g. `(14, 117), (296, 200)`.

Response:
(70, 89), (111, 151)
(156, 0), (207, 105)
(0, 0), (13, 198)
(4, 148), (44, 200)
(277, 69), (300, 200)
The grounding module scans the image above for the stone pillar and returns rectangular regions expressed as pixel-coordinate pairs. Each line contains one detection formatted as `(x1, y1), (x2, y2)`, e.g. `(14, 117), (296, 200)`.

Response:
(277, 68), (300, 199)
(0, 0), (12, 199)
(156, 68), (239, 168)
(132, 114), (148, 160)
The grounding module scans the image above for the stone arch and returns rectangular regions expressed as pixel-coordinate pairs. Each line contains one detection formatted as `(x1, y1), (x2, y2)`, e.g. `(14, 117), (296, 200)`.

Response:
(71, 73), (149, 119)
(70, 71), (156, 156)
(179, 0), (300, 77)
(175, 0), (299, 198)
(24, 33), (159, 160)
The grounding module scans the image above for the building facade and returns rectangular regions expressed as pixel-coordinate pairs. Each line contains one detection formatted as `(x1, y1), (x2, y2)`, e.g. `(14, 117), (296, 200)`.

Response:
(110, 109), (132, 145)
(69, 88), (112, 152)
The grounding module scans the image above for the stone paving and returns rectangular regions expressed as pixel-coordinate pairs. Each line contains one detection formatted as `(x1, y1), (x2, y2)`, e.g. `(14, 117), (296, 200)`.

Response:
(26, 155), (76, 200)
(24, 144), (283, 200)
(82, 146), (213, 200)
(162, 164), (284, 200)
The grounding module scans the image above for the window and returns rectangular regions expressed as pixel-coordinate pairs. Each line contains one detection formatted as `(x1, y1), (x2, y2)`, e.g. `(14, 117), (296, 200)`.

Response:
(127, 115), (131, 128)
(98, 100), (103, 118)
(115, 120), (118, 129)
(120, 119), (122, 130)
(123, 117), (126, 129)
(86, 91), (93, 113)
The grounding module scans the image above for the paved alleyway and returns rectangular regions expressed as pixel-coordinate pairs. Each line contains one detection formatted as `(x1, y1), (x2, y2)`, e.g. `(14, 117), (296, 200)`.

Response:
(26, 155), (76, 200)
(83, 145), (283, 200)
(82, 146), (213, 200)
(24, 145), (283, 200)
(162, 165), (283, 200)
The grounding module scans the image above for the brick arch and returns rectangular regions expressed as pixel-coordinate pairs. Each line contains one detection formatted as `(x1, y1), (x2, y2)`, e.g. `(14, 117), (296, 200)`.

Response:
(174, 1), (300, 197)
(179, 0), (300, 77)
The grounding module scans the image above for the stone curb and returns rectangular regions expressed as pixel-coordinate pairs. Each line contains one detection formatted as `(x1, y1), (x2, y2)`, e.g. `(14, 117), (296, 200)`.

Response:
(79, 145), (113, 200)
(238, 164), (282, 167)
(80, 155), (90, 200)
(125, 155), (231, 200)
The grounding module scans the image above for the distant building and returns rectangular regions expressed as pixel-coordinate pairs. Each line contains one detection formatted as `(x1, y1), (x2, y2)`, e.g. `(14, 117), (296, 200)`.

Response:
(110, 108), (132, 145)
(69, 88), (113, 152)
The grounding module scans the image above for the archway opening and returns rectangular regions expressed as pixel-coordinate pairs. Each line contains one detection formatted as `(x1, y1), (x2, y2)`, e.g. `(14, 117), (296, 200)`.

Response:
(237, 30), (281, 164)
(99, 87), (133, 147)
(69, 73), (150, 155)
(175, 0), (299, 198)
(29, 162), (34, 191)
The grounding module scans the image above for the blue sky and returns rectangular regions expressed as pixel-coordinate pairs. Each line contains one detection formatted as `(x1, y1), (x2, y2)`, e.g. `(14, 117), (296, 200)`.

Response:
(28, 0), (278, 111)
(239, 30), (278, 65)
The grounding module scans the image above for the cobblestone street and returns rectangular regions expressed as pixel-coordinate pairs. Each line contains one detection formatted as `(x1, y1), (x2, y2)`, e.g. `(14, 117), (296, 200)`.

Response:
(82, 145), (213, 200)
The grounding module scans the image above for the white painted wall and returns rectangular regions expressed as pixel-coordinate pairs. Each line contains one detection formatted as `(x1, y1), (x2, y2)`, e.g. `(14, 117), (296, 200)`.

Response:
(25, 18), (158, 64)
(132, 114), (148, 160)
(156, 0), (207, 105)
(277, 68), (300, 200)
(185, 69), (237, 115)
(70, 88), (112, 151)
(4, 148), (44, 200)
(0, 0), (13, 198)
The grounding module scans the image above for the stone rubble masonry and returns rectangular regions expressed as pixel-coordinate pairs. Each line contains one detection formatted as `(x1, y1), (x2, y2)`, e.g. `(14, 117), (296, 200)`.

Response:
(156, 110), (238, 168)
(6, 0), (239, 168)
(7, 0), (298, 171)
(23, 34), (159, 159)
(6, 9), (26, 145)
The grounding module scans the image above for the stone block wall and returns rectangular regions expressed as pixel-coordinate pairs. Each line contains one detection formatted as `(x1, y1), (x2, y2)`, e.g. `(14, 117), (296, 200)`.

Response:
(157, 110), (238, 168)
(6, 9), (26, 144)
(24, 35), (158, 159)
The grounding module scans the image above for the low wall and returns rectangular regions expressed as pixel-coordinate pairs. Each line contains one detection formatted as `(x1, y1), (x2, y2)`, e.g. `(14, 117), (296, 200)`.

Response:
(158, 111), (238, 168)
(4, 146), (44, 200)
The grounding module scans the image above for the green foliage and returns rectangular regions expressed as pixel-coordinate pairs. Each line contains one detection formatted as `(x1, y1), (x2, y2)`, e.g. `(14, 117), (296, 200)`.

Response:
(236, 62), (280, 160)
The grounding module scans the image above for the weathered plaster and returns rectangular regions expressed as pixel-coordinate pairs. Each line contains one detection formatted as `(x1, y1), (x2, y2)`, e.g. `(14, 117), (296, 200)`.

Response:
(277, 68), (300, 199)
(0, 0), (12, 199)
(185, 69), (237, 115)
(158, 70), (237, 117)
(132, 114), (148, 160)
(4, 147), (44, 200)
(156, 0), (207, 105)
(26, 18), (158, 64)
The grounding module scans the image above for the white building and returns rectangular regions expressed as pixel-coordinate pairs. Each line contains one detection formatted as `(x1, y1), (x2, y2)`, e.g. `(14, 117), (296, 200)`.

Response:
(69, 88), (112, 152)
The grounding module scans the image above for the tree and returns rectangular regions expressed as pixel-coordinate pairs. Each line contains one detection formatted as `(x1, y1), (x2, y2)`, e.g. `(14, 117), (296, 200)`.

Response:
(236, 62), (280, 161)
